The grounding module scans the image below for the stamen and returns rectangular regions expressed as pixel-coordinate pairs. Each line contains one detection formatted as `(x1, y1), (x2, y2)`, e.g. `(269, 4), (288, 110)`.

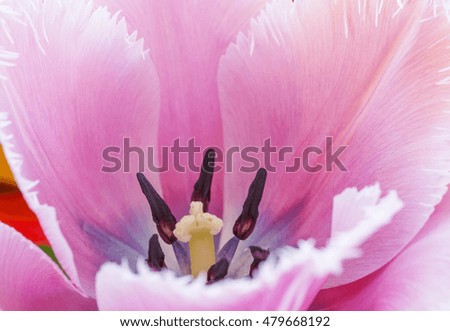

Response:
(233, 169), (267, 240)
(174, 201), (223, 277)
(146, 234), (166, 271)
(207, 258), (230, 284)
(172, 241), (191, 275)
(191, 149), (215, 212)
(249, 246), (270, 278)
(137, 173), (177, 244)
(216, 236), (240, 263)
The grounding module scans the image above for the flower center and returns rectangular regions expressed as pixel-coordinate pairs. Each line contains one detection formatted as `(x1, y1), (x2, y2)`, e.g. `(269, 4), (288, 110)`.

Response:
(174, 201), (223, 276)
(137, 149), (270, 283)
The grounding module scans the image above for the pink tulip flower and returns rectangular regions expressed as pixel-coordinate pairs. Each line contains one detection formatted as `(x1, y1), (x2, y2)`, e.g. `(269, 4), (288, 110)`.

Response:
(0, 0), (449, 310)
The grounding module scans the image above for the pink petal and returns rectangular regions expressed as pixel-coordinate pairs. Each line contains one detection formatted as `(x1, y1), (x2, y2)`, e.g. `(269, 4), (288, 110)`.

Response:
(0, 222), (96, 310)
(94, 0), (267, 217)
(0, 0), (163, 296)
(312, 189), (450, 310)
(218, 0), (450, 286)
(96, 185), (401, 310)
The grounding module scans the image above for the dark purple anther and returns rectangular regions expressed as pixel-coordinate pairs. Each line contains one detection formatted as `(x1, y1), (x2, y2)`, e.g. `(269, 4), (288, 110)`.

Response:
(137, 173), (177, 244)
(233, 168), (267, 240)
(207, 258), (230, 284)
(191, 148), (215, 212)
(249, 246), (270, 278)
(146, 234), (166, 271)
